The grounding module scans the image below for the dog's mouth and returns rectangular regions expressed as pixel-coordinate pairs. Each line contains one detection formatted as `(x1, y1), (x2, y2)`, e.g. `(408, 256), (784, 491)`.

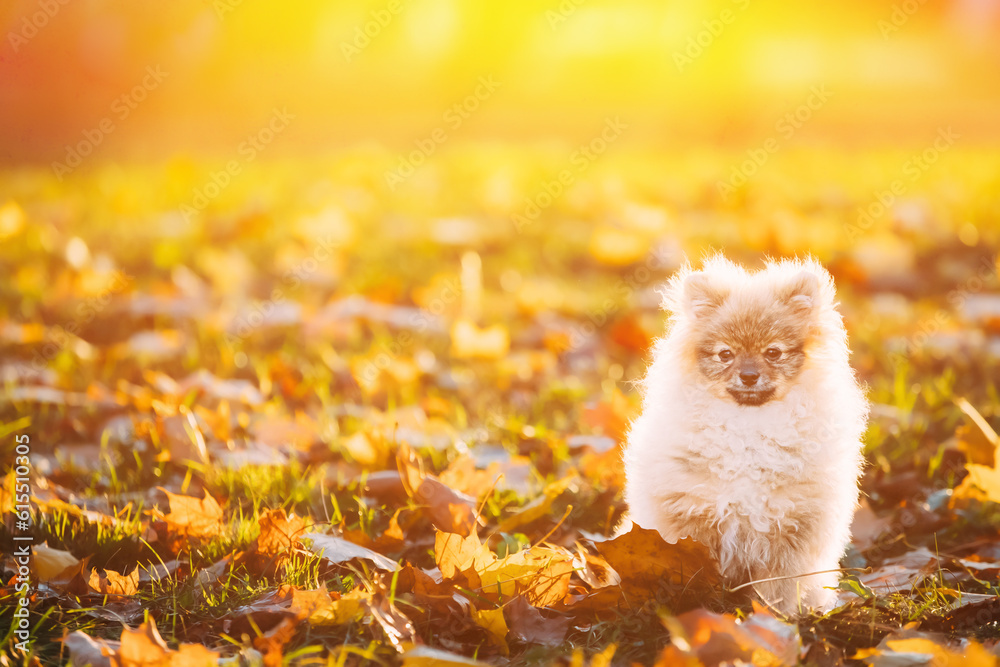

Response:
(727, 387), (776, 406)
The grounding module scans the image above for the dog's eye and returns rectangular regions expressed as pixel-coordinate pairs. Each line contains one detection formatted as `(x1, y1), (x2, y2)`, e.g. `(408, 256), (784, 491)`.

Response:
(764, 347), (782, 361)
(718, 349), (733, 362)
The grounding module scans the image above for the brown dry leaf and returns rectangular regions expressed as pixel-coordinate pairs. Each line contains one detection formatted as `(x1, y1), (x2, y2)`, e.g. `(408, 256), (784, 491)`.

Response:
(89, 567), (140, 595)
(393, 564), (459, 606)
(108, 619), (219, 667)
(572, 545), (619, 590)
(139, 560), (181, 585)
(595, 525), (721, 610)
(471, 607), (509, 656)
(256, 508), (308, 556)
(955, 397), (1000, 467)
(64, 631), (119, 667)
(287, 587), (337, 619)
(477, 547), (574, 607)
(505, 595), (569, 647)
(414, 477), (478, 536)
(303, 532), (399, 571)
(438, 455), (497, 499)
(858, 548), (941, 594)
(434, 531), (494, 580)
(307, 587), (370, 626)
(161, 489), (224, 541)
(953, 464), (1000, 506)
(369, 592), (417, 650)
(0, 470), (15, 514)
(48, 559), (92, 596)
(398, 445), (477, 535)
(169, 643), (221, 667)
(858, 632), (997, 667)
(450, 318), (510, 359)
(660, 607), (800, 667)
(118, 620), (171, 666)
(253, 617), (298, 667)
(34, 542), (81, 581)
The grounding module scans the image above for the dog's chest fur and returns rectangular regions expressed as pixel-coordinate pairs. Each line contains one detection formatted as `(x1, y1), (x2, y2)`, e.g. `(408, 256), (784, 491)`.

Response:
(628, 365), (861, 578)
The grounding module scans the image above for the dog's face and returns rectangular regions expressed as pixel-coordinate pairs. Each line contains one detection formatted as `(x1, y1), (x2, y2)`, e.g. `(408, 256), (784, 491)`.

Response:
(683, 270), (819, 406)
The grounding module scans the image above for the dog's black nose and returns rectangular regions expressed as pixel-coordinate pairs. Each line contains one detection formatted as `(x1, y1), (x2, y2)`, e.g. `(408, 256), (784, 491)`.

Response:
(739, 371), (759, 386)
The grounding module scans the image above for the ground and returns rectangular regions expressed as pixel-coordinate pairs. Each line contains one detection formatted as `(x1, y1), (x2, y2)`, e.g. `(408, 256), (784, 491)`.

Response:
(1, 147), (999, 666)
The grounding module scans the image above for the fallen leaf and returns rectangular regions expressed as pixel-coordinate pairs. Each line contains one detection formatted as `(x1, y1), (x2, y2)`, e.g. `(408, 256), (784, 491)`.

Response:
(955, 398), (1000, 466)
(434, 531), (494, 580)
(303, 532), (399, 571)
(317, 587), (371, 626)
(660, 607), (801, 667)
(89, 567), (140, 595)
(471, 607), (509, 655)
(953, 464), (1000, 506)
(256, 509), (308, 556)
(118, 620), (171, 666)
(505, 595), (569, 647)
(595, 525), (722, 610)
(398, 445), (478, 535)
(861, 631), (996, 667)
(34, 543), (81, 581)
(370, 592), (417, 650)
(64, 631), (118, 667)
(161, 489), (224, 541)
(253, 617), (298, 667)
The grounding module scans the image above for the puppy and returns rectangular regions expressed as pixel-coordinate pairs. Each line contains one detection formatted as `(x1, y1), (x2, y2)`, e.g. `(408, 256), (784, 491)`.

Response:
(623, 255), (868, 614)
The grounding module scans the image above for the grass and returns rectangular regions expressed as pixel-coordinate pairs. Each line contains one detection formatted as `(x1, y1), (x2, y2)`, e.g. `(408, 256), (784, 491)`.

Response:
(1, 147), (999, 664)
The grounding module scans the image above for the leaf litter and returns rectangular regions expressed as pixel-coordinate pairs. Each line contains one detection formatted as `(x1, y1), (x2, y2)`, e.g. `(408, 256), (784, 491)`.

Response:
(1, 153), (1000, 665)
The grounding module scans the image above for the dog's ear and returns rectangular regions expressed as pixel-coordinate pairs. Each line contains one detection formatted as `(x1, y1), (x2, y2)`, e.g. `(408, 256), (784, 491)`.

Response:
(783, 270), (820, 313)
(683, 272), (728, 319)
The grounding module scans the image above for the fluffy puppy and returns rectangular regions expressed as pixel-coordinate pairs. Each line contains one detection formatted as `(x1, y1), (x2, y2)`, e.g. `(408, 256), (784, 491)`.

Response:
(623, 255), (868, 614)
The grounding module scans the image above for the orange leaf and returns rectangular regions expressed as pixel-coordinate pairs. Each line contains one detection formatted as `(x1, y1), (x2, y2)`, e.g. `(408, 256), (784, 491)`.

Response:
(161, 489), (224, 541)
(594, 525), (721, 610)
(256, 509), (308, 556)
(89, 568), (140, 596)
(434, 531), (494, 580)
(398, 445), (478, 535)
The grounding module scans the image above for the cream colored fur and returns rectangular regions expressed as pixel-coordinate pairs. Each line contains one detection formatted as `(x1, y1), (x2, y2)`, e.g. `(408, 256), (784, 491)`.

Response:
(623, 255), (868, 614)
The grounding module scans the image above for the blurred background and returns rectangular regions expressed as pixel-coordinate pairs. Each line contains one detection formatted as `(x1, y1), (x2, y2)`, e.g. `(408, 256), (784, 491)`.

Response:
(2, 0), (1000, 160)
(0, 0), (998, 387)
